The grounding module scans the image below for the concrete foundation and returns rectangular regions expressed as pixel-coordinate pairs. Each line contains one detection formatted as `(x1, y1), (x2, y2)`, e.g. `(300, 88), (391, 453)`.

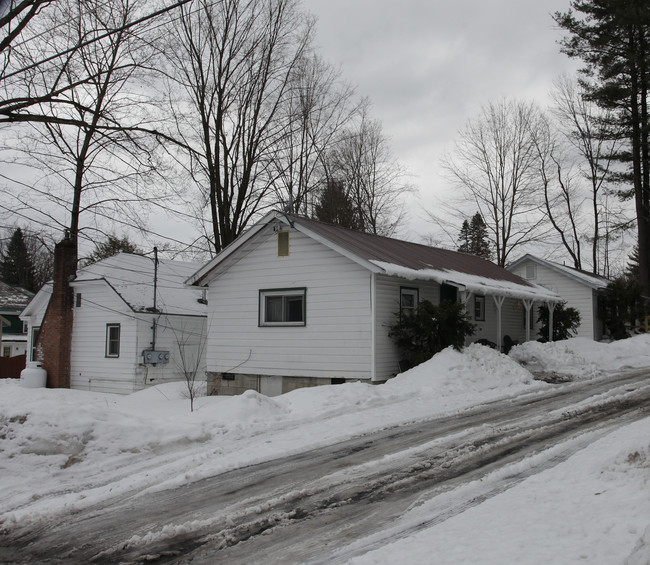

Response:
(207, 372), (351, 397)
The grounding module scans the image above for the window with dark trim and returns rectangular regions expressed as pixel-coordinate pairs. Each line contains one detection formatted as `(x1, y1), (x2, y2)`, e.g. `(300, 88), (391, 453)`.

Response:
(474, 295), (485, 321)
(259, 288), (306, 326)
(75, 293), (82, 307)
(31, 327), (40, 361)
(106, 324), (121, 357)
(400, 287), (419, 314)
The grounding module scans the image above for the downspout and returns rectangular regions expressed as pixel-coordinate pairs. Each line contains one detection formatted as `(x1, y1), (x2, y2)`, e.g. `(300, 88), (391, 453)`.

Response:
(370, 272), (376, 381)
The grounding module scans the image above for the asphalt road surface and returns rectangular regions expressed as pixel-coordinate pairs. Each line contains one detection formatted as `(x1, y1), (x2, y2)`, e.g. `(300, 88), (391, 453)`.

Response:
(2, 368), (649, 564)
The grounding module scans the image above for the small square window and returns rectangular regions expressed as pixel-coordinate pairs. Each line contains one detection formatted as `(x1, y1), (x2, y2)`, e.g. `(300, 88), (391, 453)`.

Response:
(106, 324), (121, 357)
(260, 289), (306, 326)
(400, 287), (419, 314)
(474, 295), (485, 321)
(277, 231), (290, 257)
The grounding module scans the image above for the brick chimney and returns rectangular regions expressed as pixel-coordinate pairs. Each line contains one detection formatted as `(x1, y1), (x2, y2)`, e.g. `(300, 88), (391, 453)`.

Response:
(37, 236), (77, 388)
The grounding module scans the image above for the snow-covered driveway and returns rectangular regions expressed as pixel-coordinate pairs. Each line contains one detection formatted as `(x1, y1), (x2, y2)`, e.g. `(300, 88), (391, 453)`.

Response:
(2, 365), (650, 564)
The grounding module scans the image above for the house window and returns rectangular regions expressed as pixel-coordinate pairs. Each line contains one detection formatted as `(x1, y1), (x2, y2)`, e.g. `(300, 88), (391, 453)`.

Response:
(22, 321), (28, 334)
(259, 288), (306, 326)
(525, 263), (537, 280)
(31, 327), (40, 361)
(440, 283), (458, 304)
(277, 231), (290, 257)
(2, 346), (9, 358)
(400, 287), (419, 313)
(106, 324), (121, 357)
(474, 295), (485, 321)
(75, 293), (82, 307)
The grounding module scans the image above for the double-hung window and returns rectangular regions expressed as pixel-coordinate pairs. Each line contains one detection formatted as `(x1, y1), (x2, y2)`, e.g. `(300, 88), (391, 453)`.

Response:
(259, 288), (306, 326)
(106, 323), (121, 357)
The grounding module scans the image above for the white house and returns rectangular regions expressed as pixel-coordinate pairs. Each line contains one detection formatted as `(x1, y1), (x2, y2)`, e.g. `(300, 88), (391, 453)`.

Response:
(187, 212), (560, 396)
(21, 253), (207, 394)
(0, 281), (34, 359)
(507, 254), (611, 341)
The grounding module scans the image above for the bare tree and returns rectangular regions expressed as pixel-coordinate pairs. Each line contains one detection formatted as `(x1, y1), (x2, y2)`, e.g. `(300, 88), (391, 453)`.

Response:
(531, 112), (583, 269)
(168, 317), (207, 413)
(551, 75), (622, 275)
(441, 99), (548, 267)
(2, 0), (167, 260)
(165, 0), (313, 254)
(325, 102), (412, 236)
(1, 0), (191, 125)
(269, 53), (358, 215)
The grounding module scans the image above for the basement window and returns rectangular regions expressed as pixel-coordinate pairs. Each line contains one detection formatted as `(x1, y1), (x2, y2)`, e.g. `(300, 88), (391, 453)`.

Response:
(259, 288), (306, 326)
(277, 231), (290, 257)
(105, 324), (121, 357)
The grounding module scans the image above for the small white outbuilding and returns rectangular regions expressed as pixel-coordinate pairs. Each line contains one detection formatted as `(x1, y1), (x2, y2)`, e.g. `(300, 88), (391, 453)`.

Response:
(21, 253), (207, 394)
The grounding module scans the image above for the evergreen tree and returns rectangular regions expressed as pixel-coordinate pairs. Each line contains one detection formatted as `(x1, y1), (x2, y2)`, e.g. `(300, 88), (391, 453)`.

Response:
(469, 213), (492, 260)
(314, 180), (359, 229)
(457, 220), (471, 254)
(0, 228), (36, 291)
(555, 1), (650, 295)
(82, 234), (141, 266)
(457, 213), (492, 260)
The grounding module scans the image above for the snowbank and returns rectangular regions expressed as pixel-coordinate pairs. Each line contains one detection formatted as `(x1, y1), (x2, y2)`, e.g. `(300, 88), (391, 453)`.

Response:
(510, 334), (650, 378)
(1, 335), (649, 563)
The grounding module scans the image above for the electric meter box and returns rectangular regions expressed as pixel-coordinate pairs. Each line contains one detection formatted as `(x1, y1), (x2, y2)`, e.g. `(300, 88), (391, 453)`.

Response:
(142, 350), (170, 364)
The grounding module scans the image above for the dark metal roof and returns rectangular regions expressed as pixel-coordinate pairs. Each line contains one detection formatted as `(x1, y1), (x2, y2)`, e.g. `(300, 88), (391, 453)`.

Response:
(291, 215), (535, 288)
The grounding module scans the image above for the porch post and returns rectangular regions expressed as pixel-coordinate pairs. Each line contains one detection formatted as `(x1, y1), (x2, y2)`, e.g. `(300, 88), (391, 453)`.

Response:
(523, 299), (534, 342)
(547, 301), (556, 342)
(493, 295), (505, 351)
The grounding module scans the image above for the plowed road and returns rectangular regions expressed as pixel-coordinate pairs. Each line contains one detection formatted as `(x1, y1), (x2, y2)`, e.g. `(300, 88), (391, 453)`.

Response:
(2, 369), (650, 564)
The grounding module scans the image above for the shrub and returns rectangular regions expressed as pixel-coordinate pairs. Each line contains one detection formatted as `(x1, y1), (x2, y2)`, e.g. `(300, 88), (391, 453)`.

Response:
(603, 276), (649, 339)
(536, 301), (581, 342)
(389, 299), (475, 367)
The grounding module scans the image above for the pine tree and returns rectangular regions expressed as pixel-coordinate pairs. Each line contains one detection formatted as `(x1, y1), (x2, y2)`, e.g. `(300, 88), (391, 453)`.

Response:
(82, 234), (141, 266)
(458, 213), (492, 260)
(0, 228), (36, 291)
(469, 213), (492, 260)
(314, 180), (359, 229)
(457, 220), (471, 254)
(555, 0), (650, 294)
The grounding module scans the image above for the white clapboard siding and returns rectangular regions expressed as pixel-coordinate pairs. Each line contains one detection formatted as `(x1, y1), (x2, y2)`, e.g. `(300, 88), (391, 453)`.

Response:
(207, 228), (373, 379)
(133, 315), (207, 391)
(374, 275), (438, 380)
(69, 281), (138, 394)
(510, 260), (599, 340)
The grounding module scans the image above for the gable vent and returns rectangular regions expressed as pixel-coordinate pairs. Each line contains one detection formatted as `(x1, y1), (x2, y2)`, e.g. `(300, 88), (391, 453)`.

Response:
(277, 231), (289, 257)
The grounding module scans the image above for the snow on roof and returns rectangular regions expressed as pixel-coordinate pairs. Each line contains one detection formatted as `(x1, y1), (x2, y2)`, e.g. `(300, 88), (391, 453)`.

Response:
(0, 281), (34, 312)
(73, 253), (206, 316)
(371, 261), (560, 302)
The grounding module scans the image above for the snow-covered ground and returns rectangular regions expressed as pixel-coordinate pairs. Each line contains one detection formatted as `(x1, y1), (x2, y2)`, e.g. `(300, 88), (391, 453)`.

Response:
(1, 335), (650, 563)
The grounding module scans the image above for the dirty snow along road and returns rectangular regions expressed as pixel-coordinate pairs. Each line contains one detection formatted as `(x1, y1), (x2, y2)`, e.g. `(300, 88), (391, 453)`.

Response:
(3, 368), (650, 564)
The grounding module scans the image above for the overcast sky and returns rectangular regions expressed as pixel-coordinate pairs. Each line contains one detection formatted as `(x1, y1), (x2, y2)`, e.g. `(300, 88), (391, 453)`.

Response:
(308, 0), (580, 242)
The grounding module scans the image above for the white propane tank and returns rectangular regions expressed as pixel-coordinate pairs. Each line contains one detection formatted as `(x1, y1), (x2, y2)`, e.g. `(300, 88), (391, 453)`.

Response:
(20, 362), (47, 388)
